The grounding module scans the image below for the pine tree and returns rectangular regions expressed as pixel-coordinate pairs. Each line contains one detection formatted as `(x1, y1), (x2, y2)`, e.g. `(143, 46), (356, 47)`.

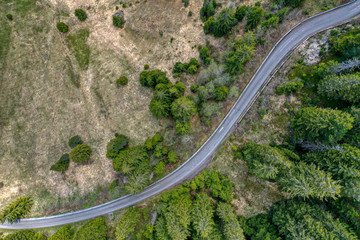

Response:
(115, 208), (141, 240)
(0, 197), (33, 223)
(191, 194), (215, 238)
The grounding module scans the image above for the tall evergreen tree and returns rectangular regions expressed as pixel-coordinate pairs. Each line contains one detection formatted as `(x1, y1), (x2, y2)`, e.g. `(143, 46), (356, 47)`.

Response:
(191, 194), (215, 238)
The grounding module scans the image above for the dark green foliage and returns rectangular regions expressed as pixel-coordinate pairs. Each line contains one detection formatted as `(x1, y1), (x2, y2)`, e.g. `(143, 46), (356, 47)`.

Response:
(277, 7), (288, 22)
(171, 96), (197, 121)
(203, 17), (214, 34)
(191, 84), (199, 93)
(144, 64), (150, 70)
(109, 179), (119, 191)
(200, 0), (217, 21)
(75, 9), (87, 21)
(214, 86), (229, 101)
(327, 199), (360, 238)
(144, 132), (163, 151)
(106, 133), (129, 159)
(0, 197), (33, 223)
(260, 16), (279, 29)
(191, 194), (215, 238)
(242, 214), (282, 240)
(275, 79), (304, 95)
(113, 16), (125, 28)
(69, 144), (92, 164)
(50, 225), (74, 240)
(330, 28), (360, 59)
(50, 154), (70, 172)
(243, 141), (292, 180)
(275, 0), (305, 8)
(112, 145), (149, 174)
(235, 5), (248, 21)
(116, 75), (128, 86)
(199, 47), (211, 64)
(115, 208), (141, 240)
(167, 150), (178, 163)
(56, 22), (69, 33)
(344, 107), (360, 148)
(68, 135), (83, 148)
(317, 73), (360, 103)
(182, 0), (189, 7)
(73, 217), (107, 240)
(213, 8), (238, 37)
(6, 14), (13, 21)
(278, 162), (341, 200)
(291, 107), (354, 145)
(246, 6), (264, 30)
(3, 230), (38, 240)
(154, 161), (166, 175)
(149, 98), (171, 119)
(225, 32), (256, 75)
(190, 169), (234, 202)
(216, 202), (245, 240)
(139, 70), (169, 88)
(175, 120), (191, 135)
(304, 145), (360, 201)
(271, 199), (357, 240)
(173, 58), (201, 75)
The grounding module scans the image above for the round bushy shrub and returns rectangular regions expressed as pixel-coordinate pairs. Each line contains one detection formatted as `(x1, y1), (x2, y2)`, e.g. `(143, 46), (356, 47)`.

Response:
(75, 9), (88, 21)
(57, 22), (69, 33)
(113, 16), (125, 28)
(191, 84), (199, 93)
(116, 76), (128, 86)
(214, 86), (229, 101)
(144, 64), (150, 70)
(70, 144), (92, 164)
(106, 133), (129, 159)
(6, 14), (13, 21)
(68, 135), (83, 148)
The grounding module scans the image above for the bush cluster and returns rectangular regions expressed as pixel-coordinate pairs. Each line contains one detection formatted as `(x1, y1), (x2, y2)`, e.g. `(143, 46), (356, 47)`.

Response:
(57, 22), (69, 33)
(75, 9), (87, 21)
(173, 58), (201, 75)
(116, 75), (128, 86)
(113, 16), (125, 28)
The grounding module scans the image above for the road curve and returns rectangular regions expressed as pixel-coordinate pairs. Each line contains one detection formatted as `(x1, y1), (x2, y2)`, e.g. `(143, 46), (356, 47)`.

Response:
(2, 0), (360, 229)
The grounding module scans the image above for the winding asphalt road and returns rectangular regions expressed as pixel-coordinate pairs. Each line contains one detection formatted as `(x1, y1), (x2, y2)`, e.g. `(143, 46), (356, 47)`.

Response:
(1, 0), (360, 229)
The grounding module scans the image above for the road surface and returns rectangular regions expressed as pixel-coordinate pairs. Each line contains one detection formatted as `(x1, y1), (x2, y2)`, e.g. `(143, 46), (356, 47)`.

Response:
(1, 0), (360, 229)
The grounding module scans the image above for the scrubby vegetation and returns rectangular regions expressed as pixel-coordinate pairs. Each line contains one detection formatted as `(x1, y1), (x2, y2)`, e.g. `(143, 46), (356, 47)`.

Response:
(69, 144), (92, 164)
(68, 135), (83, 148)
(75, 9), (87, 22)
(0, 197), (33, 223)
(113, 15), (125, 28)
(56, 22), (69, 33)
(50, 154), (70, 172)
(116, 75), (128, 86)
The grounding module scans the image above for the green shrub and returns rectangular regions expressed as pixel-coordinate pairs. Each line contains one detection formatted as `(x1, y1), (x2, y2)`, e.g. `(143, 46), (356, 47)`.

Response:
(175, 120), (191, 135)
(109, 179), (119, 191)
(73, 217), (107, 240)
(6, 14), (13, 21)
(0, 197), (33, 224)
(50, 225), (74, 240)
(106, 133), (129, 159)
(246, 6), (264, 30)
(50, 153), (70, 172)
(154, 161), (166, 175)
(187, 65), (198, 74)
(145, 132), (163, 151)
(275, 80), (304, 95)
(113, 16), (125, 28)
(112, 146), (149, 174)
(57, 22), (69, 33)
(3, 230), (38, 240)
(203, 17), (214, 34)
(191, 84), (199, 93)
(167, 151), (179, 163)
(277, 7), (288, 22)
(144, 64), (150, 70)
(182, 0), (189, 7)
(116, 75), (128, 86)
(75, 9), (87, 21)
(68, 135), (83, 148)
(139, 70), (169, 88)
(213, 8), (237, 37)
(235, 5), (248, 21)
(200, 0), (217, 21)
(188, 11), (193, 17)
(69, 144), (92, 163)
(214, 86), (229, 101)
